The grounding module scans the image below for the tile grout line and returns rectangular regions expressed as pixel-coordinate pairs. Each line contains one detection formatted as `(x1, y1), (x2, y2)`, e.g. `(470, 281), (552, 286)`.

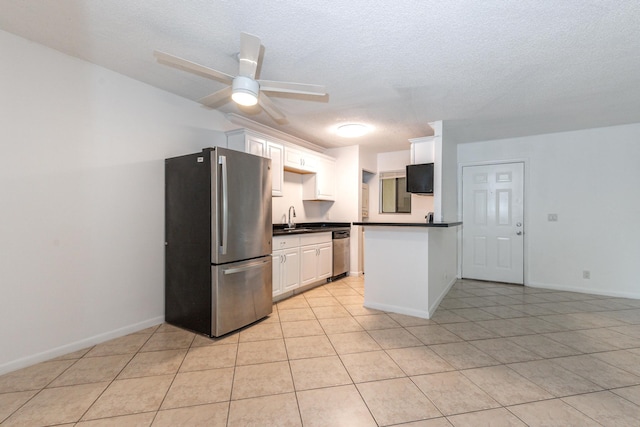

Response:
(75, 326), (157, 424)
(150, 330), (196, 425)
(3, 277), (640, 425)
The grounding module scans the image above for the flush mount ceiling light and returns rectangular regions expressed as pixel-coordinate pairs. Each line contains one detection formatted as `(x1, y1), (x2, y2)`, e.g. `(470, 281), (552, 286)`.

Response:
(231, 76), (259, 106)
(336, 123), (370, 138)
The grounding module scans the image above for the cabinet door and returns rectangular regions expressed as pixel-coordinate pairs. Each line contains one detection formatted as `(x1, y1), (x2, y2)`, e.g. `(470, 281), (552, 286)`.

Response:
(300, 245), (319, 286)
(246, 135), (267, 157)
(410, 137), (435, 164)
(266, 141), (283, 197)
(317, 158), (336, 200)
(282, 247), (300, 291)
(272, 252), (283, 297)
(284, 146), (317, 173)
(302, 158), (336, 201)
(284, 146), (303, 170)
(301, 153), (318, 171)
(317, 242), (333, 280)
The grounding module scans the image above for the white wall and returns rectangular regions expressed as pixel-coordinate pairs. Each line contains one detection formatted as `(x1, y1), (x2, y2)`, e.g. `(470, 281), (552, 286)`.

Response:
(272, 171), (333, 224)
(428, 228), (458, 311)
(440, 122), (459, 221)
(273, 146), (360, 226)
(367, 150), (435, 223)
(326, 145), (362, 275)
(326, 145), (359, 222)
(457, 123), (640, 298)
(0, 30), (234, 373)
(359, 145), (378, 174)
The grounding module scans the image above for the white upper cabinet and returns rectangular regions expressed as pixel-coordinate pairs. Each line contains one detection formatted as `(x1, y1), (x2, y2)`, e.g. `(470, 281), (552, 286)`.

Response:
(227, 129), (284, 197)
(228, 130), (267, 156)
(284, 145), (318, 173)
(227, 128), (336, 200)
(409, 136), (435, 164)
(246, 135), (267, 157)
(266, 141), (283, 197)
(302, 157), (336, 201)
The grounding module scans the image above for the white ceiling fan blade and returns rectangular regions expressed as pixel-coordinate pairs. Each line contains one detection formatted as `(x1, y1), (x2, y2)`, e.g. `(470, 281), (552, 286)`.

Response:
(154, 50), (234, 85)
(238, 32), (261, 79)
(258, 80), (326, 96)
(198, 86), (233, 107)
(258, 93), (286, 122)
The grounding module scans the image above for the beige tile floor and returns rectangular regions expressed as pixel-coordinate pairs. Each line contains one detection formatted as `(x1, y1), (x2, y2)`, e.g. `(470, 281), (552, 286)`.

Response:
(3, 276), (640, 426)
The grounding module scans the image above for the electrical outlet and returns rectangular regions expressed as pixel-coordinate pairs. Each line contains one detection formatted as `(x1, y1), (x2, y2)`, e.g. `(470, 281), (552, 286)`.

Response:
(583, 270), (591, 279)
(548, 214), (558, 222)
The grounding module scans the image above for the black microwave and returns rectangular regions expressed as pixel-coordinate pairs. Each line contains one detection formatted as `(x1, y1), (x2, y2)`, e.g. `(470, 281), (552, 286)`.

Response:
(406, 163), (434, 194)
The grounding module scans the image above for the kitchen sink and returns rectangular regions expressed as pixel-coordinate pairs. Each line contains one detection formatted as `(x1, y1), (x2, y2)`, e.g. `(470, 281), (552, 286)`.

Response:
(277, 227), (314, 234)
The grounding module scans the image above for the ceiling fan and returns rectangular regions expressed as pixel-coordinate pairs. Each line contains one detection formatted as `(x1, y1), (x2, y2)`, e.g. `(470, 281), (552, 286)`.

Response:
(154, 32), (326, 123)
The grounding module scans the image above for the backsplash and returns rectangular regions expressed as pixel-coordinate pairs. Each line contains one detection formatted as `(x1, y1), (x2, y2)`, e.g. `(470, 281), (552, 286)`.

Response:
(272, 171), (332, 223)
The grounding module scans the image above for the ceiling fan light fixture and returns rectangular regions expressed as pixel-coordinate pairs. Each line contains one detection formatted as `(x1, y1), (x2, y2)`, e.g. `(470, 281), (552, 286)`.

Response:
(336, 123), (370, 138)
(231, 76), (259, 106)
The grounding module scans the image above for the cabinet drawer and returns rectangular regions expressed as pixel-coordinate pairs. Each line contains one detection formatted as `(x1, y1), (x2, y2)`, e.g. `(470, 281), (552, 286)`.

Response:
(299, 232), (332, 246)
(273, 235), (300, 250)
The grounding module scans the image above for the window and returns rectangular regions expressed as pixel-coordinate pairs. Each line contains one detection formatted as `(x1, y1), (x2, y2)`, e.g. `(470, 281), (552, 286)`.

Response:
(380, 171), (411, 213)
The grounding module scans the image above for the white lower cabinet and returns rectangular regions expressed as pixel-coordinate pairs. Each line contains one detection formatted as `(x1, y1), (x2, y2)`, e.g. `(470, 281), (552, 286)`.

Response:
(271, 253), (282, 296)
(272, 232), (332, 298)
(272, 235), (301, 298)
(272, 247), (300, 297)
(299, 234), (333, 286)
(317, 243), (333, 278)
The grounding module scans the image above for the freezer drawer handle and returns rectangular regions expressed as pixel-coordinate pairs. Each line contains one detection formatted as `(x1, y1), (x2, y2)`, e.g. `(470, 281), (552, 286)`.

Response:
(223, 259), (269, 275)
(219, 155), (228, 255)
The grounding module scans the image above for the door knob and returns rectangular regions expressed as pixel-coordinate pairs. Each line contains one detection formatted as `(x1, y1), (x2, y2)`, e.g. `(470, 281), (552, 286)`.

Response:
(516, 231), (523, 235)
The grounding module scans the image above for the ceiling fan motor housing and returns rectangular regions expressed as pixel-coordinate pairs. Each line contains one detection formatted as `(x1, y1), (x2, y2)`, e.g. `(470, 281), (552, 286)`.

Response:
(232, 76), (259, 106)
(154, 32), (325, 120)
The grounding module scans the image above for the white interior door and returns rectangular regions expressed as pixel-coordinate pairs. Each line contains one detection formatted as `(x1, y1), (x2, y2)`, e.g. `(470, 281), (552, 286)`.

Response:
(462, 162), (524, 284)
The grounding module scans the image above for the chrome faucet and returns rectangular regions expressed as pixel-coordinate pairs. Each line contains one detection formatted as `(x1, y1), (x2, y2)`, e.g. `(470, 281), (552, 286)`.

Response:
(287, 205), (297, 229)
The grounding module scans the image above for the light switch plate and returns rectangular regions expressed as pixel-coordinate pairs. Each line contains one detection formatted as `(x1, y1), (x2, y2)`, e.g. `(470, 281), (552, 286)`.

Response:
(548, 214), (558, 222)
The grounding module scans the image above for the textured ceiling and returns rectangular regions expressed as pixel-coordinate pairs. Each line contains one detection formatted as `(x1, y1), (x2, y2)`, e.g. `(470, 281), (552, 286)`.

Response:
(1, 0), (640, 151)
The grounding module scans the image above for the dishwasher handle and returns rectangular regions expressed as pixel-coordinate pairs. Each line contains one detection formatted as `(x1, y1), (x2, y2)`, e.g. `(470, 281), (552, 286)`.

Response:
(332, 230), (350, 239)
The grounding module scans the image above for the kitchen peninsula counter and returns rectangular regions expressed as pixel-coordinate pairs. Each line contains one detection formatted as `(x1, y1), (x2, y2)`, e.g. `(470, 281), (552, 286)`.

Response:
(352, 221), (461, 227)
(354, 221), (461, 319)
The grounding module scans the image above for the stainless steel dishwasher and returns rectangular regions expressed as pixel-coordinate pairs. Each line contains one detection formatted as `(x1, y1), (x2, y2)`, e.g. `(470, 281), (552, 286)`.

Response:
(330, 229), (350, 281)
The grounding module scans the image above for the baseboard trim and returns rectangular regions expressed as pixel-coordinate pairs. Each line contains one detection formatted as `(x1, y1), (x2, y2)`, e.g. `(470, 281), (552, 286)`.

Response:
(527, 282), (640, 300)
(364, 301), (430, 319)
(0, 316), (165, 375)
(429, 276), (458, 315)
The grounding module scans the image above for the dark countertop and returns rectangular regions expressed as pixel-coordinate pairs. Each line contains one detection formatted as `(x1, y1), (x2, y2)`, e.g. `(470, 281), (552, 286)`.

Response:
(273, 222), (350, 236)
(352, 221), (462, 227)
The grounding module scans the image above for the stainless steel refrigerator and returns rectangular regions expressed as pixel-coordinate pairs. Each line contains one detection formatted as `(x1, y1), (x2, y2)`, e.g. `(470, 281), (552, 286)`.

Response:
(165, 147), (272, 337)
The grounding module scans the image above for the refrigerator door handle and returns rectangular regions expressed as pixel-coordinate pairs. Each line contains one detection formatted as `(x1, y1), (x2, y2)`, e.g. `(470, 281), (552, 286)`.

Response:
(219, 155), (228, 255)
(223, 259), (269, 275)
